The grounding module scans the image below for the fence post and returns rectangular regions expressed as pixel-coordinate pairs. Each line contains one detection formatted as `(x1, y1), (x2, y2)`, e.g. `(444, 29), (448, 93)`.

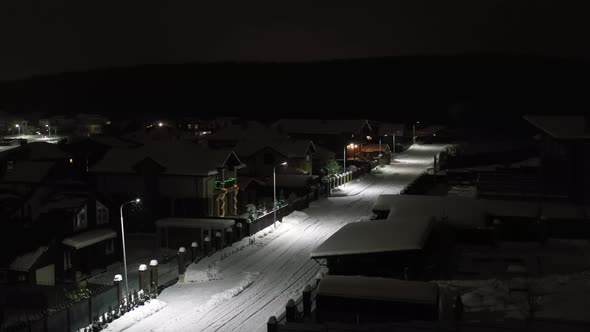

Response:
(138, 264), (148, 295)
(215, 231), (222, 251)
(178, 247), (186, 282)
(114, 274), (124, 306)
(285, 299), (296, 323)
(303, 284), (312, 319)
(149, 260), (159, 297)
(267, 316), (278, 332)
(236, 222), (243, 240)
(226, 227), (233, 246)
(191, 242), (198, 262)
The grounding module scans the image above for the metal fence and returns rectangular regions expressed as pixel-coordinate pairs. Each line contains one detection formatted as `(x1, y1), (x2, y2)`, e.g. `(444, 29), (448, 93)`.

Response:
(3, 283), (118, 332)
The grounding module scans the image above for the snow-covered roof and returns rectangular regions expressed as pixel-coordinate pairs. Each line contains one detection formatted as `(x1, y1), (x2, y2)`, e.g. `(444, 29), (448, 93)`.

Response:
(1, 161), (55, 184)
(318, 275), (438, 304)
(207, 122), (284, 142)
(9, 246), (49, 272)
(90, 140), (243, 176)
(40, 193), (87, 214)
(273, 119), (371, 134)
(62, 228), (117, 249)
(373, 195), (486, 228)
(524, 115), (590, 140)
(233, 138), (315, 159)
(376, 122), (405, 136)
(22, 142), (68, 160)
(311, 216), (433, 258)
(155, 218), (236, 229)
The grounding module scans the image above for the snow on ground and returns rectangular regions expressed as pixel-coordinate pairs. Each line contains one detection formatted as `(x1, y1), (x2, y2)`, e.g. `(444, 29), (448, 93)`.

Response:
(101, 299), (167, 332)
(120, 144), (446, 332)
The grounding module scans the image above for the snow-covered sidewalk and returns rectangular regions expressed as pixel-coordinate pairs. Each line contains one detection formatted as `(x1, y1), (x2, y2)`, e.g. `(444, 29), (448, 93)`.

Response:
(119, 144), (446, 332)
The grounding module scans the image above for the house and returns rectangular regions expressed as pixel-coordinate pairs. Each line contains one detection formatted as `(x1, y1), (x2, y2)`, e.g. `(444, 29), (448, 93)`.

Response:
(272, 119), (375, 155)
(235, 139), (316, 176)
(90, 140), (245, 230)
(3, 192), (115, 284)
(359, 143), (391, 164)
(524, 115), (590, 203)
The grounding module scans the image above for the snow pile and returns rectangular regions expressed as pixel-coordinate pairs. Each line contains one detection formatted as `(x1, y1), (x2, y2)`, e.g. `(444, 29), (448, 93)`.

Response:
(102, 299), (167, 332)
(185, 265), (220, 283)
(282, 210), (310, 224)
(194, 272), (259, 313)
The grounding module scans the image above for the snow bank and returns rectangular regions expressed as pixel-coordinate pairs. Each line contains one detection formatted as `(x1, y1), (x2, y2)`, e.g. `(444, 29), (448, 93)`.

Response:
(282, 210), (310, 224)
(102, 300), (167, 332)
(194, 272), (259, 313)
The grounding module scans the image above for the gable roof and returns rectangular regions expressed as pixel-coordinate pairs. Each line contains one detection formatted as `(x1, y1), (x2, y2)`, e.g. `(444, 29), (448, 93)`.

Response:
(0, 161), (56, 184)
(524, 115), (590, 140)
(9, 246), (49, 272)
(273, 119), (371, 135)
(235, 139), (316, 158)
(90, 140), (243, 176)
(376, 122), (406, 136)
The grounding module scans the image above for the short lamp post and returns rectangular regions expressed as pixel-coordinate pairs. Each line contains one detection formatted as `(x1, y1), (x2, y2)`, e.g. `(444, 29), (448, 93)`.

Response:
(413, 121), (420, 144)
(119, 198), (141, 304)
(273, 161), (287, 228)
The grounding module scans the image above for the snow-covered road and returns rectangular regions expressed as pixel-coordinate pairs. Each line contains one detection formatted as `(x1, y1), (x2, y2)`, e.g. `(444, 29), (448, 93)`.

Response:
(124, 144), (446, 332)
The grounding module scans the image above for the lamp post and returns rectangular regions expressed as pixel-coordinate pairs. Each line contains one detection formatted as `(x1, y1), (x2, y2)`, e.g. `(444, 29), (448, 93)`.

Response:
(119, 198), (141, 305)
(343, 146), (346, 173)
(412, 121), (420, 144)
(15, 124), (20, 136)
(273, 162), (287, 228)
(45, 124), (50, 137)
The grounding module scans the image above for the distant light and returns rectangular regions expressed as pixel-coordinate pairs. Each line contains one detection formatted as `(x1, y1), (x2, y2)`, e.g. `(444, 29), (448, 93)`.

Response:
(366, 135), (372, 140)
(45, 124), (49, 127)
(158, 122), (163, 127)
(135, 198), (141, 203)
(433, 133), (437, 137)
(69, 158), (73, 164)
(354, 144), (358, 148)
(106, 121), (111, 125)
(15, 124), (19, 128)
(384, 134), (388, 136)
(281, 161), (287, 166)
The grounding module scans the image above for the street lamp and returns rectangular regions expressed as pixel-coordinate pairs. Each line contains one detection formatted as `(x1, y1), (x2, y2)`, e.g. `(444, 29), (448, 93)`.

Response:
(45, 124), (50, 137)
(15, 124), (20, 136)
(119, 198), (141, 305)
(343, 146), (346, 173)
(273, 161), (287, 228)
(413, 121), (420, 144)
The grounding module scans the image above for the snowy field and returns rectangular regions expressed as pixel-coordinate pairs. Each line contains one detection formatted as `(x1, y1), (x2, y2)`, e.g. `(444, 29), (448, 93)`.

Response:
(118, 144), (446, 332)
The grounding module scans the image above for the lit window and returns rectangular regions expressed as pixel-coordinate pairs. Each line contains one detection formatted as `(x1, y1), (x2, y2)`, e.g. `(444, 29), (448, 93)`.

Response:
(74, 208), (87, 231)
(366, 136), (372, 140)
(188, 124), (192, 129)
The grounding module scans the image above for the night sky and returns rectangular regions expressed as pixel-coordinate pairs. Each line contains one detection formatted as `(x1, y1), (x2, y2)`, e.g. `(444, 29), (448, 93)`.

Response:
(1, 1), (590, 81)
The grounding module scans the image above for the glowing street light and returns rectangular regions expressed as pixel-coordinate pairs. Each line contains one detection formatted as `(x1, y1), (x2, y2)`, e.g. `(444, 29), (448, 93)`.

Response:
(273, 162), (287, 228)
(15, 124), (20, 136)
(119, 198), (141, 305)
(45, 124), (50, 137)
(158, 122), (163, 127)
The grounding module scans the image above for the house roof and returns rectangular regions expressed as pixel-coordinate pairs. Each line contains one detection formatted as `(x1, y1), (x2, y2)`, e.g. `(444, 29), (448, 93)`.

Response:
(313, 144), (336, 160)
(234, 139), (316, 159)
(318, 275), (438, 305)
(0, 161), (55, 184)
(155, 218), (236, 229)
(62, 228), (117, 249)
(523, 115), (590, 140)
(361, 144), (390, 153)
(22, 142), (68, 161)
(237, 176), (266, 190)
(310, 216), (433, 259)
(40, 193), (88, 214)
(207, 121), (283, 142)
(376, 122), (406, 136)
(90, 140), (243, 176)
(9, 246), (49, 272)
(273, 119), (371, 134)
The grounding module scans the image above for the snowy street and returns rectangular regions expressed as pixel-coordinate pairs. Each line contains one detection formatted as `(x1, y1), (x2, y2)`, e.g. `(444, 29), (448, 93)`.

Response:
(122, 144), (447, 332)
